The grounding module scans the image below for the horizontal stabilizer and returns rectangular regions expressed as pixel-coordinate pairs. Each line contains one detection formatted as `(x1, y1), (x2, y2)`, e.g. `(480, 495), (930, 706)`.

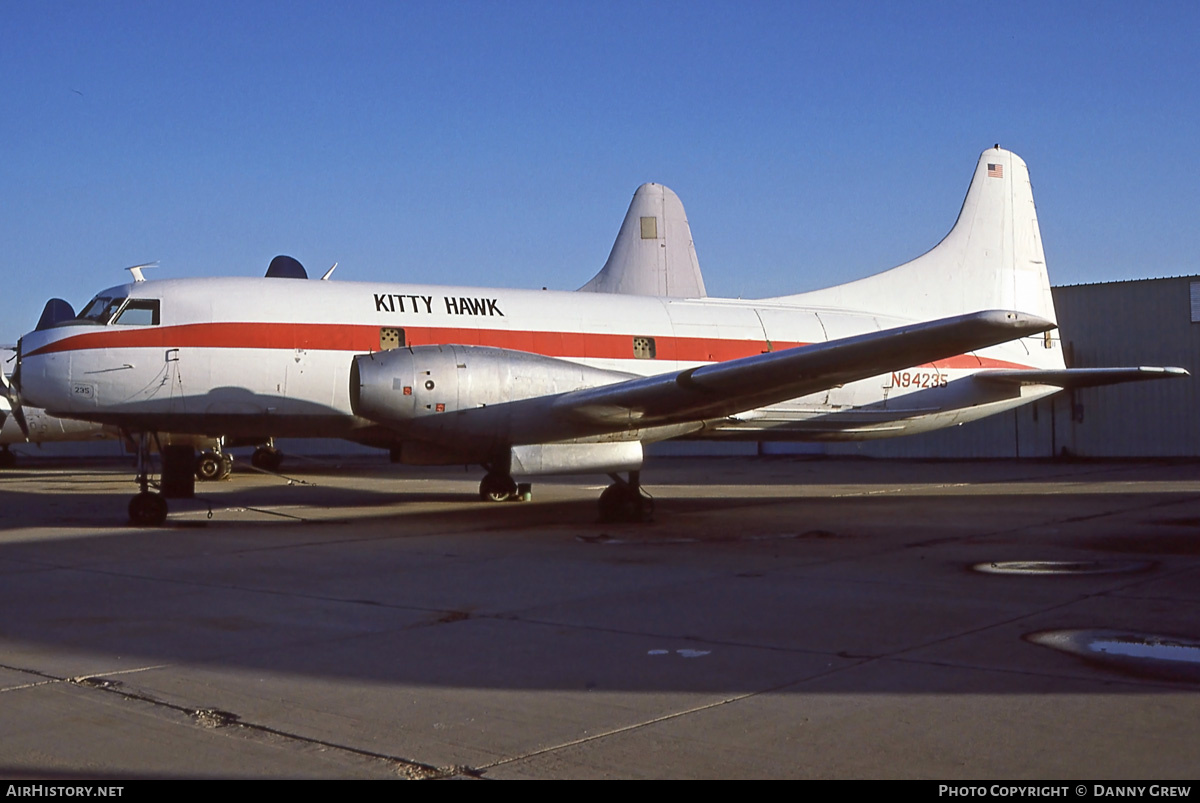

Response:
(554, 310), (1056, 430)
(974, 366), (1189, 389)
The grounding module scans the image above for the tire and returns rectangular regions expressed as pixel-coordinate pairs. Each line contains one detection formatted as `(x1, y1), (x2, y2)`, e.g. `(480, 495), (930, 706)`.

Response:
(128, 492), (168, 526)
(479, 473), (517, 502)
(252, 447), (283, 472)
(598, 483), (645, 523)
(195, 453), (222, 481)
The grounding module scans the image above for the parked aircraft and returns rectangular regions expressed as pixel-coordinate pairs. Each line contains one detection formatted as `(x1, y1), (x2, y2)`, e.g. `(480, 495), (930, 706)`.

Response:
(2, 370), (109, 465)
(0, 182), (695, 478)
(4, 366), (261, 476)
(0, 396), (113, 468)
(10, 147), (1186, 524)
(0, 392), (247, 477)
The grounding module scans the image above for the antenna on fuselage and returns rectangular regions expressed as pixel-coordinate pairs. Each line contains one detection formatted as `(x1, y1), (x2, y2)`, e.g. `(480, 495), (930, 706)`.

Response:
(125, 262), (159, 282)
(320, 262), (338, 280)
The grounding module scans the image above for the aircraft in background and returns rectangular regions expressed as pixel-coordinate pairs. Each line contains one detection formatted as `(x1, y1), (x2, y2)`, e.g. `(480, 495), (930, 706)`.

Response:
(0, 382), (241, 477)
(3, 368), (254, 478)
(10, 147), (1187, 525)
(1, 389), (114, 468)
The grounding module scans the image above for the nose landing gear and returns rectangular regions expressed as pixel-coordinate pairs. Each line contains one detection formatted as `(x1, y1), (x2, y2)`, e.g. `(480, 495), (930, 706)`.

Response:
(129, 490), (168, 526)
(128, 433), (168, 527)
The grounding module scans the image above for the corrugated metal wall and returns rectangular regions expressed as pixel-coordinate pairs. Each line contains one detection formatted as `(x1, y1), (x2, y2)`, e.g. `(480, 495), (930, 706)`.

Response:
(1053, 276), (1200, 456)
(761, 276), (1200, 458)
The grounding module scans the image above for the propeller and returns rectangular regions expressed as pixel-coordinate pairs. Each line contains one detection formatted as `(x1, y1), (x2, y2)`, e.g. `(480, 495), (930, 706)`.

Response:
(0, 350), (28, 439)
(0, 373), (10, 430)
(5, 297), (77, 440)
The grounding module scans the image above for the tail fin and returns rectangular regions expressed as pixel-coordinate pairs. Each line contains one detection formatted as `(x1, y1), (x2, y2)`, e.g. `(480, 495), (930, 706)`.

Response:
(778, 147), (1057, 324)
(579, 183), (708, 298)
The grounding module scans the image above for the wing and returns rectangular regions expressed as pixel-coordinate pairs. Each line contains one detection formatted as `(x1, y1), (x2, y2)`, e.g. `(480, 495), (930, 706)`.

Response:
(362, 310), (1056, 452)
(974, 367), (1189, 389)
(551, 309), (1054, 431)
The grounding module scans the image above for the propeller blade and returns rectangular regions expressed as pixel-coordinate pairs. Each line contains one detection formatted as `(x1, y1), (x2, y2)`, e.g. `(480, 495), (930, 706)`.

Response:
(9, 401), (29, 440)
(3, 341), (30, 439)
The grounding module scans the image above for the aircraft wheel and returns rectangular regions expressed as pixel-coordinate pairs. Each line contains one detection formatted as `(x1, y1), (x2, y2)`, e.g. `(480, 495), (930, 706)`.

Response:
(0, 449), (15, 469)
(479, 473), (518, 502)
(128, 491), (168, 527)
(598, 483), (650, 523)
(252, 446), (283, 472)
(195, 451), (223, 481)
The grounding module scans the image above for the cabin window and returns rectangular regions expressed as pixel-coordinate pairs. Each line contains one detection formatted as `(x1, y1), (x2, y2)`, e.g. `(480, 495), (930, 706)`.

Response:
(380, 328), (405, 350)
(632, 336), (656, 359)
(113, 299), (160, 326)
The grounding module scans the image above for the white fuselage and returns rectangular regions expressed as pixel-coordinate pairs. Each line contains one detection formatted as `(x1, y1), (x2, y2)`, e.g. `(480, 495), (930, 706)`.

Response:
(18, 275), (1062, 449)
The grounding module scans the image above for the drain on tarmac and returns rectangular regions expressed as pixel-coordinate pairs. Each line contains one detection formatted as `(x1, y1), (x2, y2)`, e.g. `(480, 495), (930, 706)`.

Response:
(1027, 629), (1200, 682)
(972, 560), (1154, 576)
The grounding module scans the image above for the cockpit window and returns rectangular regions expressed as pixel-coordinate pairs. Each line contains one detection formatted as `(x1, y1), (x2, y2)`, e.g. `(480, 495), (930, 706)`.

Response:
(75, 295), (161, 326)
(113, 299), (160, 326)
(77, 296), (125, 324)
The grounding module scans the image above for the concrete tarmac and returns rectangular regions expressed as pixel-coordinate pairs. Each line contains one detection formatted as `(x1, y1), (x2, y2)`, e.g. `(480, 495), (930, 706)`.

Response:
(1, 455), (1199, 779)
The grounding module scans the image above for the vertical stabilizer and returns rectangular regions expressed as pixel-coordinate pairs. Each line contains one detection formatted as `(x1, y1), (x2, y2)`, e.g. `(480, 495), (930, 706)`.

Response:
(778, 147), (1057, 324)
(579, 183), (707, 298)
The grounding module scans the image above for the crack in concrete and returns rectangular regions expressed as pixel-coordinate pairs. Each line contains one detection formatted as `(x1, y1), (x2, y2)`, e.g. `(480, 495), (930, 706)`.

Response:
(0, 662), (467, 779)
(478, 686), (784, 773)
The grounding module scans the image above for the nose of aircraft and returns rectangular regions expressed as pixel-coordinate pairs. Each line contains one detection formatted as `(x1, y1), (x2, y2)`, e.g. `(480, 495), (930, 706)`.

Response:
(6, 298), (78, 436)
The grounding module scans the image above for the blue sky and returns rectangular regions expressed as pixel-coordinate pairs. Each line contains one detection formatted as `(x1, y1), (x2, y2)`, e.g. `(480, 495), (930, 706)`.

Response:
(3, 1), (1198, 345)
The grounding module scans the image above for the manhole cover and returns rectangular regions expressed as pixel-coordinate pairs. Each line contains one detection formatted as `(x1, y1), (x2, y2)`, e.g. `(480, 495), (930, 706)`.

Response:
(973, 560), (1153, 576)
(1027, 629), (1200, 682)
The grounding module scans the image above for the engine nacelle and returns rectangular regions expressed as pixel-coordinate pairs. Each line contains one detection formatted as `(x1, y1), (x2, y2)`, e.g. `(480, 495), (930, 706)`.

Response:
(350, 345), (634, 435)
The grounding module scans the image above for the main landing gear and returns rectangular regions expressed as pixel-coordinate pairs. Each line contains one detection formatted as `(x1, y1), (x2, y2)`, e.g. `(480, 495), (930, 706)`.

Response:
(598, 470), (653, 523)
(478, 465), (652, 521)
(195, 448), (233, 481)
(0, 447), (16, 469)
(251, 443), (283, 472)
(479, 471), (532, 503)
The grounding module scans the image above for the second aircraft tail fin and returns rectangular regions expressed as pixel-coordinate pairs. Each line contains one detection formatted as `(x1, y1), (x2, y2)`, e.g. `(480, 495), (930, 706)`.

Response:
(579, 183), (707, 298)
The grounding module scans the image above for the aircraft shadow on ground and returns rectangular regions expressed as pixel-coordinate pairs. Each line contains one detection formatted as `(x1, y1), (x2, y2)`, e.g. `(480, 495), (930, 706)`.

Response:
(2, 463), (1200, 695)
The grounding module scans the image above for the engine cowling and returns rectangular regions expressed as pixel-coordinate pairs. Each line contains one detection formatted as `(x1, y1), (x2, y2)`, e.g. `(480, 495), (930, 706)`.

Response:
(350, 344), (634, 434)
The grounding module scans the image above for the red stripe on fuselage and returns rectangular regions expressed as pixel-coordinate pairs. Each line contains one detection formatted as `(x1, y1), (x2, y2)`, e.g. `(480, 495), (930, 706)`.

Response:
(24, 321), (1035, 369)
